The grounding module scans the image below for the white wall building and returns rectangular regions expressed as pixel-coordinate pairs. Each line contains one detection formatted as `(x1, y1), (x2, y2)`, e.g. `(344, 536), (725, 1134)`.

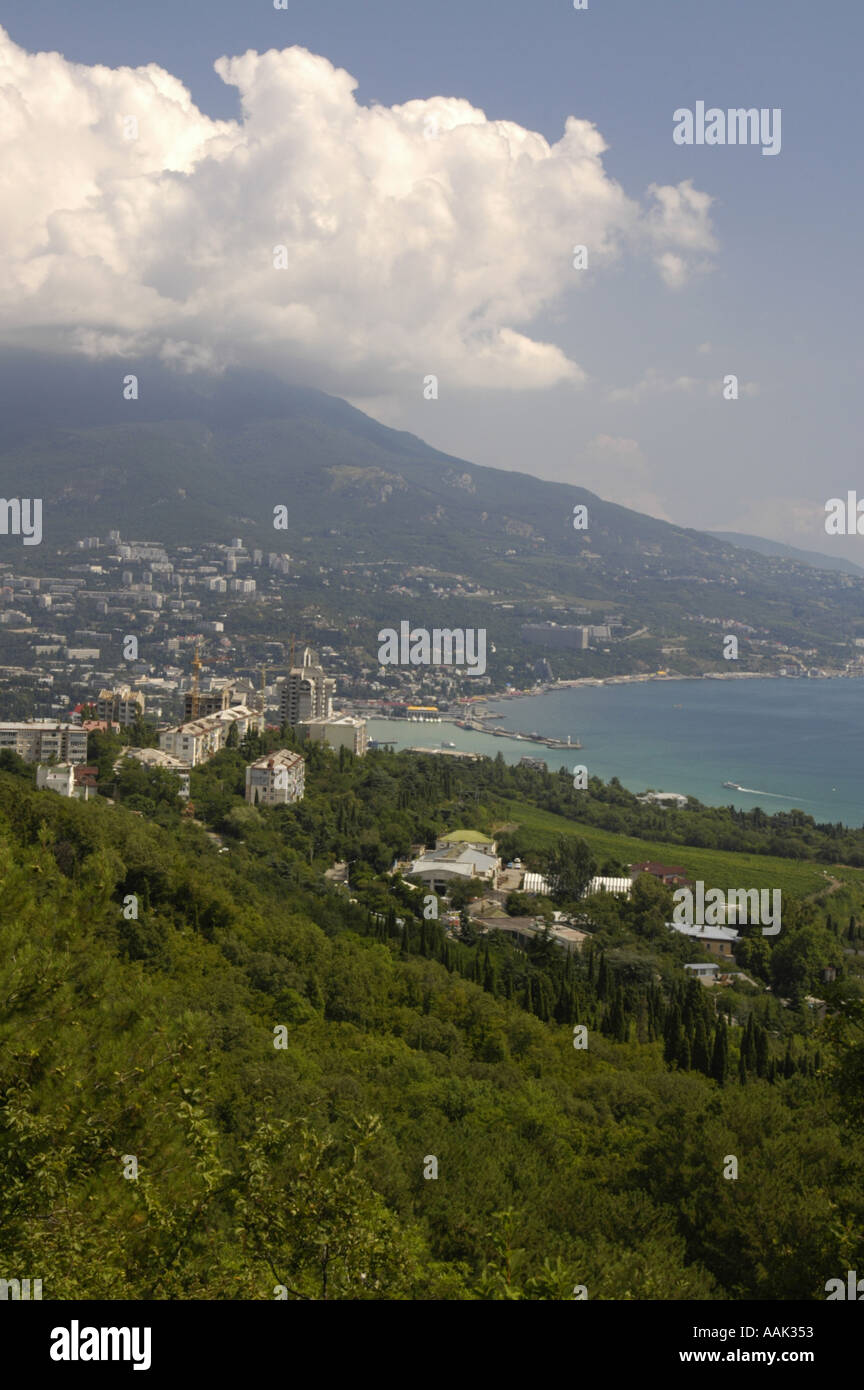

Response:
(297, 713), (367, 757)
(245, 749), (305, 806)
(158, 705), (265, 767)
(279, 648), (335, 729)
(36, 763), (76, 796)
(409, 845), (499, 894)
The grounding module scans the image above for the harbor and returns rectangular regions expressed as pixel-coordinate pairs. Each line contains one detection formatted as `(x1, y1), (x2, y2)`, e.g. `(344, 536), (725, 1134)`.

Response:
(454, 714), (581, 750)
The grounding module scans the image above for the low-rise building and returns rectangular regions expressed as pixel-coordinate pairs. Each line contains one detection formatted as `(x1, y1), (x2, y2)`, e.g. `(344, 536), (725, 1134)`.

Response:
(245, 749), (305, 806)
(409, 843), (499, 894)
(35, 763), (97, 799)
(630, 860), (690, 887)
(36, 763), (76, 796)
(683, 962), (721, 981)
(667, 922), (739, 959)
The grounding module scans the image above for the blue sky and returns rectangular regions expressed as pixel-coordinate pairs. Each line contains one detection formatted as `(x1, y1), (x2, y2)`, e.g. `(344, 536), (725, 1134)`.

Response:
(3, 0), (862, 551)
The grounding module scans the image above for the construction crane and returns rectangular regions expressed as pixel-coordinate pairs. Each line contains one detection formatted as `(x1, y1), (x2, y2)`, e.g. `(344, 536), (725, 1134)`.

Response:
(259, 661), (295, 713)
(190, 641), (204, 720)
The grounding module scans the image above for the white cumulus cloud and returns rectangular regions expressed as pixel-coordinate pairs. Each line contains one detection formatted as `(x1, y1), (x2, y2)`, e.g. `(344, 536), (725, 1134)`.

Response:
(0, 29), (717, 393)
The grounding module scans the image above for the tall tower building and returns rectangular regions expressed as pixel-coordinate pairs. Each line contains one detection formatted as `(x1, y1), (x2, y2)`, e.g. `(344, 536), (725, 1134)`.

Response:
(279, 647), (335, 729)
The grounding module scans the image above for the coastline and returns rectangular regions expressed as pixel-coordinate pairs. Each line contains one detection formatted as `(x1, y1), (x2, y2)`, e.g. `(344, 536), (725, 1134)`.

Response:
(457, 667), (850, 709)
(365, 675), (864, 826)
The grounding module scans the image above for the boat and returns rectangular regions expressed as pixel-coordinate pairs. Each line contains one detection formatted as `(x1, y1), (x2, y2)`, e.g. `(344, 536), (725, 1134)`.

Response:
(722, 781), (743, 790)
(441, 741), (456, 749)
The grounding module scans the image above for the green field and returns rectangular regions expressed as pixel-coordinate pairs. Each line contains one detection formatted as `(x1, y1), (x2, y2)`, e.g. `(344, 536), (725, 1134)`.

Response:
(492, 798), (864, 900)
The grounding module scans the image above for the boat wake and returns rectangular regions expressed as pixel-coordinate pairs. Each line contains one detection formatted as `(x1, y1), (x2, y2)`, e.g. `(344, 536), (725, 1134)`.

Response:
(724, 782), (796, 800)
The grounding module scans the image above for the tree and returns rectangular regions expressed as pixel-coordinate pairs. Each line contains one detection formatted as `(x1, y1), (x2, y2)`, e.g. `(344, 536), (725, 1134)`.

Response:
(711, 1020), (729, 1085)
(546, 835), (596, 905)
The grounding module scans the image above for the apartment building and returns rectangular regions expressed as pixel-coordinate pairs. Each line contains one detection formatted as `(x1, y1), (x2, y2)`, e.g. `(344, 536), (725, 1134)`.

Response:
(158, 705), (264, 767)
(182, 680), (239, 723)
(0, 721), (88, 764)
(279, 648), (335, 729)
(297, 713), (367, 757)
(115, 747), (191, 798)
(96, 684), (145, 727)
(245, 749), (305, 806)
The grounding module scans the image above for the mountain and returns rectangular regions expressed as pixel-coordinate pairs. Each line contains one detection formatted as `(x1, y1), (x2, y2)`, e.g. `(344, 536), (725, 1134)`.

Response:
(2, 353), (863, 671)
(710, 531), (864, 578)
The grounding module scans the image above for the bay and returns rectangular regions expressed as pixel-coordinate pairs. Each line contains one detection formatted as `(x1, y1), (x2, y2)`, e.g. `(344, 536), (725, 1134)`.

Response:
(367, 677), (864, 828)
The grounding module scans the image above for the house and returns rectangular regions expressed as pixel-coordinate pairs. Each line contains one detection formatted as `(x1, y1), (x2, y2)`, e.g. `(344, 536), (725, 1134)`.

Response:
(36, 763), (97, 800)
(684, 962), (720, 982)
(36, 763), (76, 797)
(637, 792), (688, 808)
(667, 922), (739, 959)
(630, 860), (690, 887)
(74, 765), (99, 799)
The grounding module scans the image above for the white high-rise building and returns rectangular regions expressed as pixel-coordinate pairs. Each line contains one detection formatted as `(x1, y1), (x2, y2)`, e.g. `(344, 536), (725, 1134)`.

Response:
(279, 648), (335, 729)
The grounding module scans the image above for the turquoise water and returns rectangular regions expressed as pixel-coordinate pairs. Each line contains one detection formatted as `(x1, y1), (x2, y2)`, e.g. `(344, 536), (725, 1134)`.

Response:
(368, 678), (864, 827)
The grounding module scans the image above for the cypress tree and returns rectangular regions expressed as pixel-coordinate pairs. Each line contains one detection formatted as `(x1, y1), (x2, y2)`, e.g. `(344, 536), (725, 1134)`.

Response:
(711, 1020), (729, 1085)
(483, 954), (496, 996)
(596, 953), (609, 1001)
(663, 1004), (682, 1066)
(692, 1017), (711, 1074)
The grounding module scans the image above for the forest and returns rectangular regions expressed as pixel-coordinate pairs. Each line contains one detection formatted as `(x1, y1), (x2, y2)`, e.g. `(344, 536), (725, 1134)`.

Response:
(1, 736), (863, 1299)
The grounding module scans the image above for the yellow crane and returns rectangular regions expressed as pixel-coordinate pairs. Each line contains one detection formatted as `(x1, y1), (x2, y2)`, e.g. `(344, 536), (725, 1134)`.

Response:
(190, 641), (204, 720)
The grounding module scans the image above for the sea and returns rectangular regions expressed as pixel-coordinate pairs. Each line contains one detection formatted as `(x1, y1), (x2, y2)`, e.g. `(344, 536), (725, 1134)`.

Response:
(367, 677), (864, 828)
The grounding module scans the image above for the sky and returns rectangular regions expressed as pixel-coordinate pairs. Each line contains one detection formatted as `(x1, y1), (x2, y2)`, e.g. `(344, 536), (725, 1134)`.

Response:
(1, 0), (862, 553)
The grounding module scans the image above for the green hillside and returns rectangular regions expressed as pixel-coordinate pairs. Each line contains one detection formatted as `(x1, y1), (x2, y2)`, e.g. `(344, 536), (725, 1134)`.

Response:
(492, 798), (862, 899)
(3, 744), (864, 1301)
